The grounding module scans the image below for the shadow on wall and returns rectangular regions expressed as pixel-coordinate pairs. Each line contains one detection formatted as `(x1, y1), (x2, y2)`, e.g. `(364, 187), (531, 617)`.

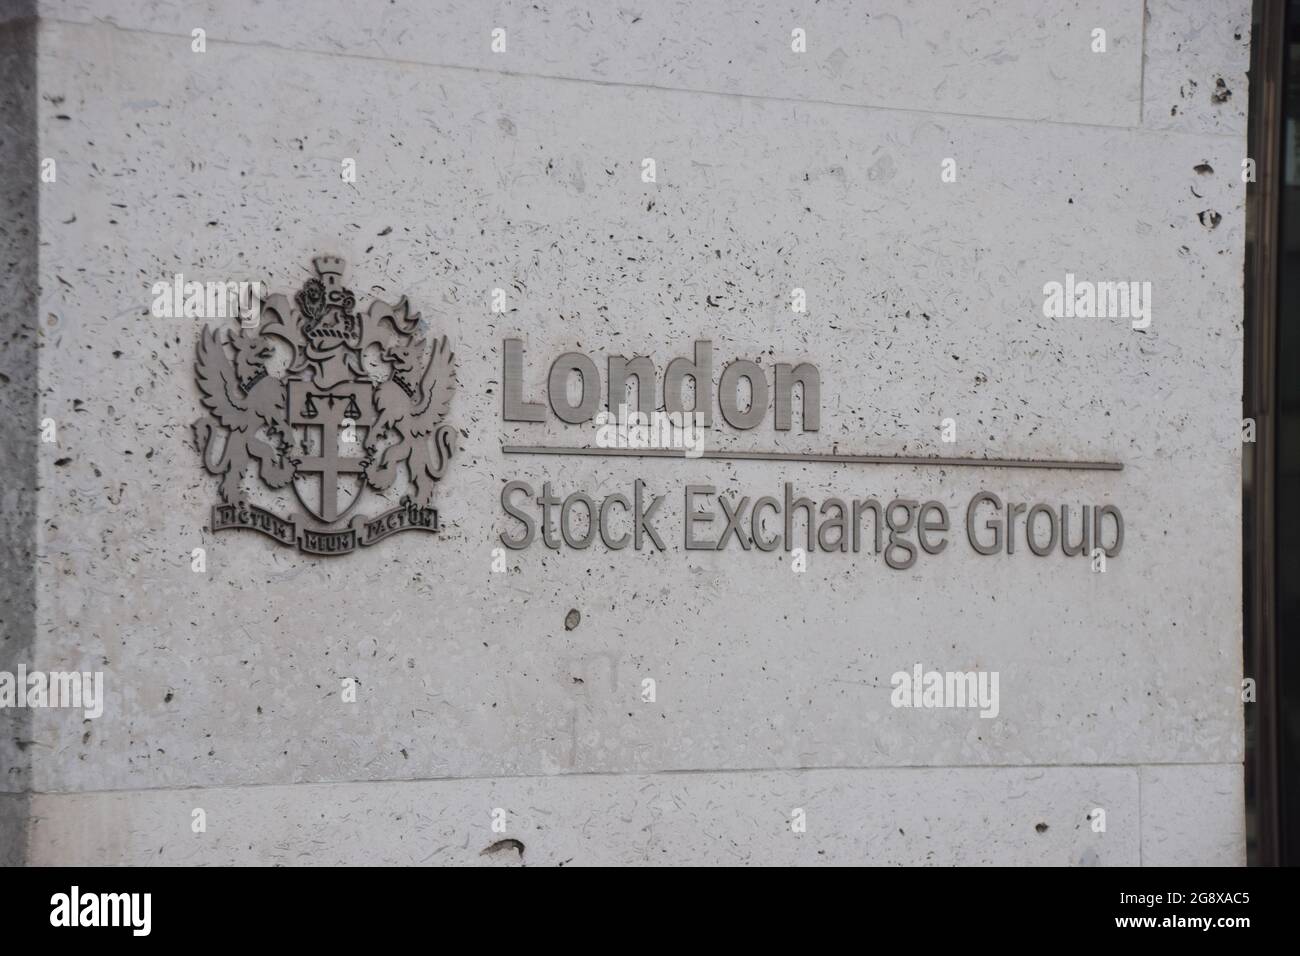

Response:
(0, 2), (39, 867)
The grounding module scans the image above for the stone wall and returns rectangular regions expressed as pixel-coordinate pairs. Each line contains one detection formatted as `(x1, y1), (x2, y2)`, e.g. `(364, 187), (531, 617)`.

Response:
(3, 0), (1249, 864)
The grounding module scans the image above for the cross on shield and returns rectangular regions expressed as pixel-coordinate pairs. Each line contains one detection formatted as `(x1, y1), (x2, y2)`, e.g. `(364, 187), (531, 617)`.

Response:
(288, 379), (376, 523)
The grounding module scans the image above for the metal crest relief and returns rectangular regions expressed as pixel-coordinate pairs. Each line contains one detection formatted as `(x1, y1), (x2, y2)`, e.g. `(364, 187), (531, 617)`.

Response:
(192, 256), (457, 555)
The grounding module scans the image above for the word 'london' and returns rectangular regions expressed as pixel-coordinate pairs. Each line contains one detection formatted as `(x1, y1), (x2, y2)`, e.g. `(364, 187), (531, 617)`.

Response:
(499, 339), (1125, 570)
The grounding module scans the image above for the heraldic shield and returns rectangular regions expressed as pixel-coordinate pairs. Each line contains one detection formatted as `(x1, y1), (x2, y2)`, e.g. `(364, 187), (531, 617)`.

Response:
(192, 256), (458, 555)
(288, 379), (373, 523)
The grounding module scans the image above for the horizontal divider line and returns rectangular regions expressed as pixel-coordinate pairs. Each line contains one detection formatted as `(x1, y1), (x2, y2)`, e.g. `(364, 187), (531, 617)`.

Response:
(501, 445), (1123, 472)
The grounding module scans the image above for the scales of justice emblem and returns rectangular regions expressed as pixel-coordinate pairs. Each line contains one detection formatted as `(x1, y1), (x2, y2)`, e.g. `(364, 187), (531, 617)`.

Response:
(192, 256), (457, 555)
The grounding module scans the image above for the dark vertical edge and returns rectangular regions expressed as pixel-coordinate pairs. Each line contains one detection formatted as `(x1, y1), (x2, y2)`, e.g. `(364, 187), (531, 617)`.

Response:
(1245, 0), (1285, 868)
(0, 2), (39, 867)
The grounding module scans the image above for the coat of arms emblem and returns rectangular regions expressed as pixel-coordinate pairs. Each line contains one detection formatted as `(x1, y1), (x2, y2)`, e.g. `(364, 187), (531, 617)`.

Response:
(192, 256), (457, 555)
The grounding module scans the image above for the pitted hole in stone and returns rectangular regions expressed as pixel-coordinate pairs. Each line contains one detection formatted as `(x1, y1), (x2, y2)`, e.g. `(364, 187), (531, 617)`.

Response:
(481, 839), (525, 859)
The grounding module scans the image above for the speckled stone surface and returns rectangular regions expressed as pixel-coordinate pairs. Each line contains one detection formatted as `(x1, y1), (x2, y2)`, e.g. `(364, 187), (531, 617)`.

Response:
(28, 766), (1142, 866)
(1140, 764), (1245, 866)
(41, 0), (1147, 126)
(1143, 0), (1251, 135)
(5, 3), (1250, 864)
